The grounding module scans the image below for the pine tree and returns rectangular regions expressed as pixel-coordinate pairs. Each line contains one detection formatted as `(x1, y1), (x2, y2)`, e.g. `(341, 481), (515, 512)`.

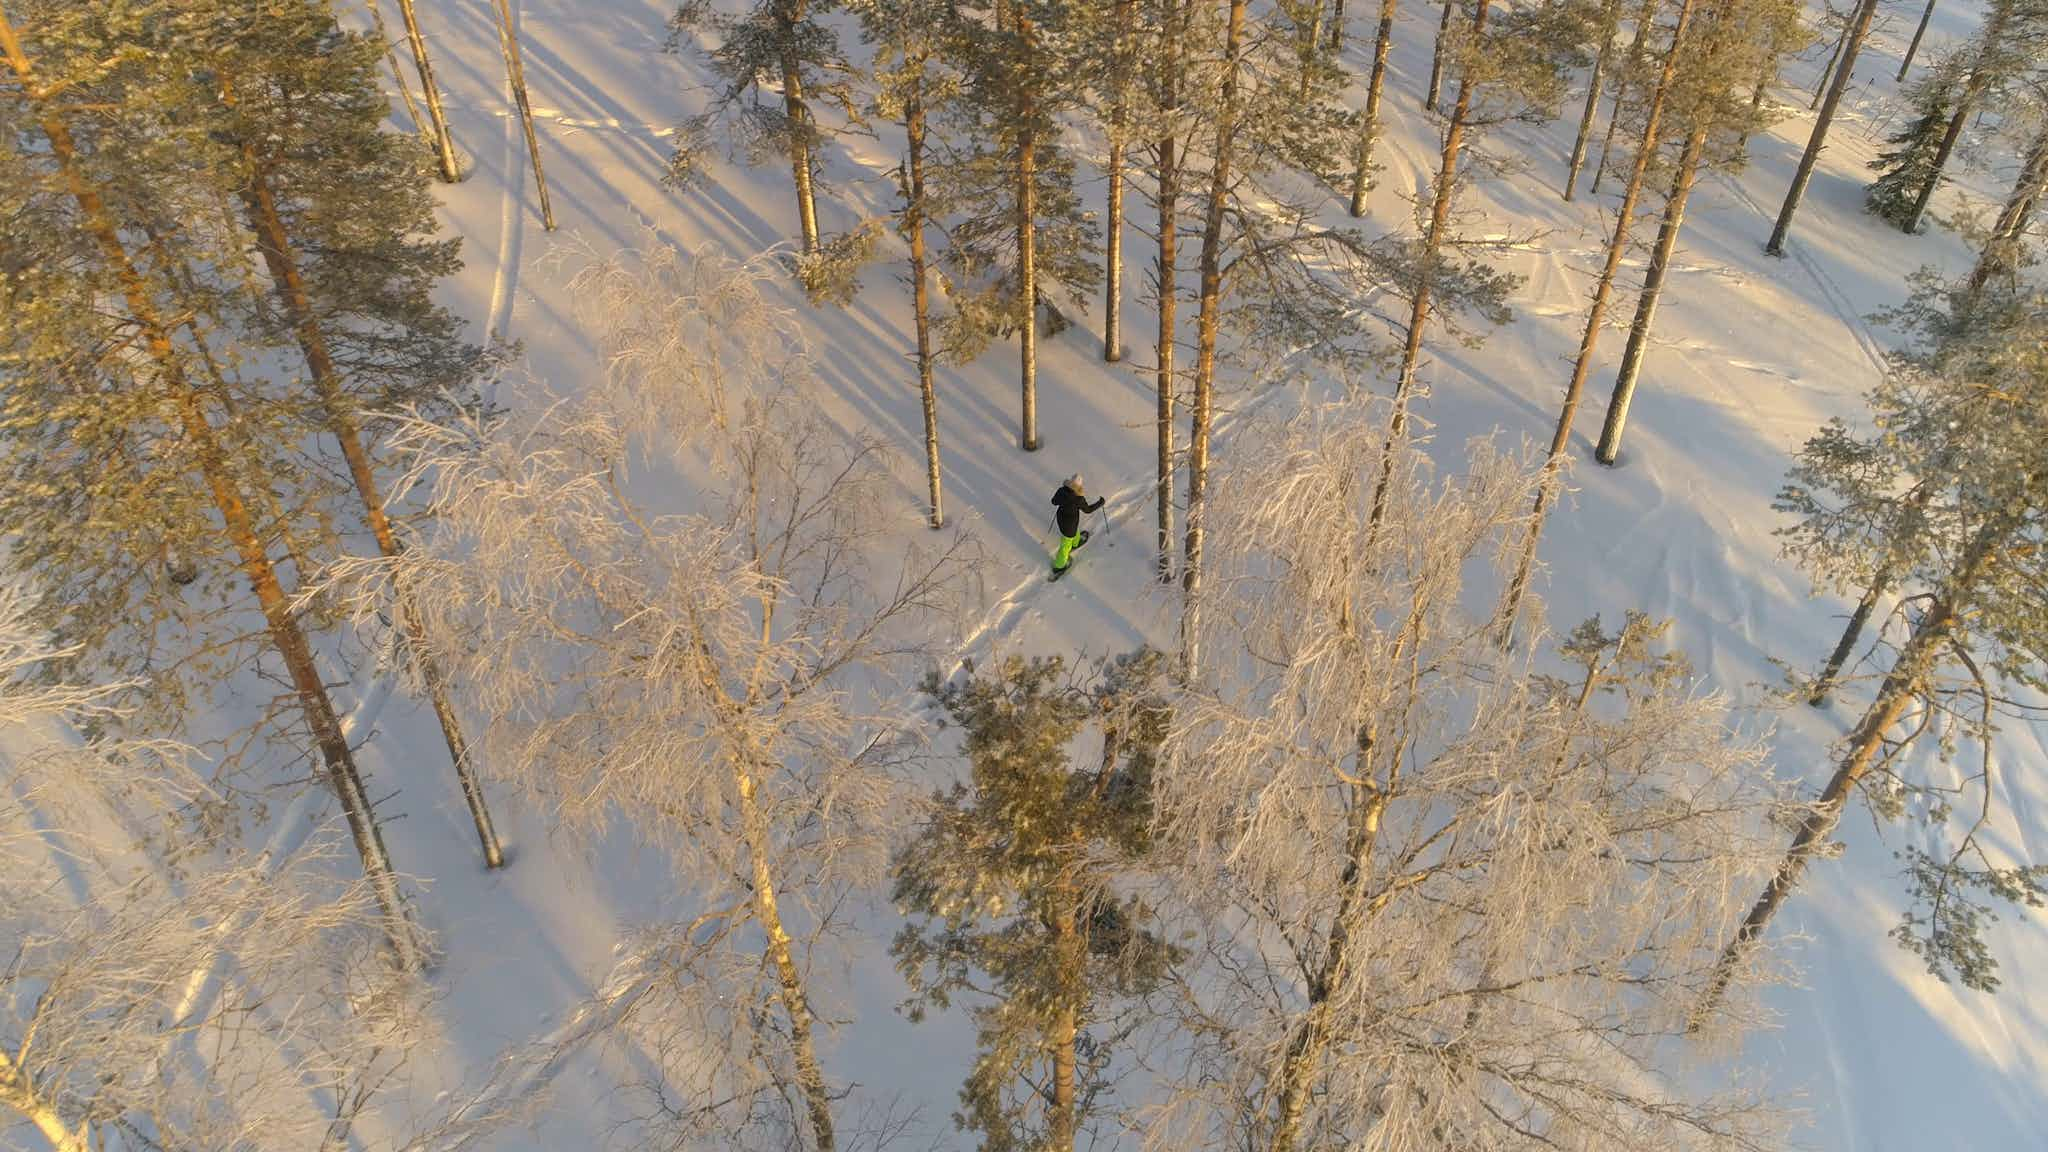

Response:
(392, 0), (461, 181)
(1343, 0), (1402, 216)
(1867, 59), (1963, 230)
(0, 0), (421, 968)
(490, 0), (554, 230)
(894, 652), (1175, 1152)
(1706, 274), (2048, 1007)
(1503, 0), (1702, 640)
(1966, 113), (2048, 296)
(1564, 0), (1625, 199)
(667, 0), (854, 256)
(1098, 0), (1136, 361)
(1590, 0), (1656, 193)
(1145, 0), (1194, 579)
(1896, 0), (2045, 235)
(1595, 0), (1797, 463)
(179, 0), (503, 869)
(858, 0), (956, 528)
(1900, 0), (1941, 79)
(938, 0), (1101, 452)
(1763, 0), (1879, 253)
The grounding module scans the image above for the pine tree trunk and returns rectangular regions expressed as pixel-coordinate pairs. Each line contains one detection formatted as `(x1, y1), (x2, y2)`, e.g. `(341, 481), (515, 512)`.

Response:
(1564, 0), (1623, 201)
(1739, 52), (1774, 152)
(1809, 569), (1886, 706)
(228, 97), (504, 871)
(1899, 0), (1939, 81)
(1048, 897), (1080, 1152)
(1766, 0), (1879, 255)
(1347, 0), (1401, 217)
(1592, 0), (1655, 195)
(1329, 0), (1347, 49)
(1904, 2), (2014, 240)
(1104, 0), (1135, 364)
(1701, 509), (2022, 1014)
(394, 0), (462, 182)
(492, 0), (554, 230)
(904, 75), (945, 529)
(1017, 11), (1041, 452)
(1809, 21), (1847, 111)
(735, 765), (837, 1151)
(1966, 119), (2048, 296)
(1155, 0), (1187, 583)
(1372, 0), (1492, 529)
(0, 1048), (89, 1152)
(1503, 0), (1699, 640)
(778, 0), (821, 255)
(367, 0), (434, 150)
(1269, 790), (1388, 1152)
(2, 22), (421, 967)
(1179, 0), (1249, 675)
(1425, 0), (1456, 110)
(1297, 0), (1325, 100)
(1594, 125), (1705, 465)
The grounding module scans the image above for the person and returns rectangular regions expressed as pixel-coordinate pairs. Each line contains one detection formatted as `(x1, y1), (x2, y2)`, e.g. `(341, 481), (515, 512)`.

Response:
(1049, 474), (1103, 578)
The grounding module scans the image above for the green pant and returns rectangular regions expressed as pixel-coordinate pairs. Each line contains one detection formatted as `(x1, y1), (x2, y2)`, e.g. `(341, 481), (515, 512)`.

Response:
(1052, 531), (1081, 572)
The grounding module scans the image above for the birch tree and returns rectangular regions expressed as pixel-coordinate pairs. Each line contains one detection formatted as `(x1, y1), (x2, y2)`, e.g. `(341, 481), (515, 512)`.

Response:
(1160, 397), (1789, 1152)
(343, 244), (966, 1152)
(1707, 275), (2048, 1006)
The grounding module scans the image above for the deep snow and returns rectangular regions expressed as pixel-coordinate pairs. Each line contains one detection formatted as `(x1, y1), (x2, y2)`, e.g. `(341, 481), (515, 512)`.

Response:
(12, 0), (2048, 1146)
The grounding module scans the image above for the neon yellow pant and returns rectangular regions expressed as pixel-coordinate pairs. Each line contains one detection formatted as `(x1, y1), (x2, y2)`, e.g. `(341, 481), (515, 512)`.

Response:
(1052, 532), (1081, 572)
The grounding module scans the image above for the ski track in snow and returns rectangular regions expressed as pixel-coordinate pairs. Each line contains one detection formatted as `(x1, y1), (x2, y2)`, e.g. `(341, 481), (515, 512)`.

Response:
(1713, 170), (1892, 381)
(484, 1), (527, 346)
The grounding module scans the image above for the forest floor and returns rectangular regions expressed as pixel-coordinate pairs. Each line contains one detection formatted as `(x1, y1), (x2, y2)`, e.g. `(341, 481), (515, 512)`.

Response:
(50, 0), (2040, 1146)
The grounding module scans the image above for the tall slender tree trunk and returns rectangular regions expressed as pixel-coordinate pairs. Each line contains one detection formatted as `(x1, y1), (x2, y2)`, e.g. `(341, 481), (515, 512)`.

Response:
(1809, 21), (1847, 111)
(1702, 510), (2020, 1014)
(1269, 789), (1388, 1152)
(394, 0), (462, 182)
(1329, 0), (1347, 49)
(1966, 119), (2048, 295)
(1595, 124), (1706, 464)
(0, 1049), (89, 1152)
(1899, 0), (1939, 80)
(367, 0), (433, 150)
(1903, 0), (2016, 238)
(778, 0), (821, 255)
(1297, 0), (1325, 100)
(735, 765), (837, 1151)
(1104, 0), (1135, 363)
(1179, 0), (1249, 676)
(1564, 0), (1623, 200)
(491, 0), (554, 230)
(1371, 0), (1492, 528)
(1154, 0), (1187, 582)
(1502, 0), (1698, 639)
(1016, 11), (1042, 452)
(1809, 568), (1887, 705)
(0, 15), (420, 968)
(1425, 0), (1456, 110)
(227, 88), (506, 870)
(902, 70), (945, 528)
(1348, 0), (1401, 217)
(1738, 48), (1775, 153)
(1048, 896), (1080, 1152)
(1765, 0), (1878, 255)
(1592, 0), (1655, 195)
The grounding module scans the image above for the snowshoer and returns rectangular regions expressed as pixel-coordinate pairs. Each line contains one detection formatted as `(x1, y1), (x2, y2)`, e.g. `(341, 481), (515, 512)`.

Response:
(1049, 474), (1104, 580)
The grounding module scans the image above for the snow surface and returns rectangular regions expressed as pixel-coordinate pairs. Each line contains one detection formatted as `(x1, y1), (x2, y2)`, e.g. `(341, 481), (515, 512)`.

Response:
(14, 0), (2048, 1146)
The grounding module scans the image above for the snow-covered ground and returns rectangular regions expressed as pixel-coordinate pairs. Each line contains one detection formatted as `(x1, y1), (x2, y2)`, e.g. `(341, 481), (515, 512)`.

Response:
(23, 0), (2046, 1147)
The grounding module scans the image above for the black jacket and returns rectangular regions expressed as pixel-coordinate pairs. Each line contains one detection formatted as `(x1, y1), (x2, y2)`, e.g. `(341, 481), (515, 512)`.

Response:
(1051, 484), (1104, 537)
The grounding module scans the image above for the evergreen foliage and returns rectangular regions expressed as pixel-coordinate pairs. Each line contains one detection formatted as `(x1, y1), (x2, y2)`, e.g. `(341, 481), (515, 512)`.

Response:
(894, 651), (1175, 1152)
(1868, 57), (1964, 230)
